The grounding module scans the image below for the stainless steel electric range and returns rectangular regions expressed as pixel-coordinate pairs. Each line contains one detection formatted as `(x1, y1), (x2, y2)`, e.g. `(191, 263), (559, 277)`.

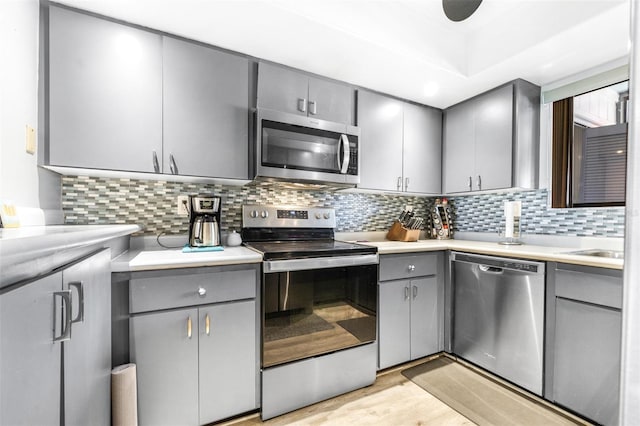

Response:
(241, 205), (379, 420)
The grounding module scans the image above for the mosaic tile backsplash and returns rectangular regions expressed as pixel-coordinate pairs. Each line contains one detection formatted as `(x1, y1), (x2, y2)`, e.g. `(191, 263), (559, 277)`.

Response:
(61, 176), (625, 238)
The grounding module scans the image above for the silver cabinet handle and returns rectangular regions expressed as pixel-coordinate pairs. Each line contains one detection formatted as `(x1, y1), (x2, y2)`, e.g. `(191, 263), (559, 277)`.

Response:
(53, 290), (72, 342)
(408, 264), (416, 272)
(205, 314), (211, 336)
(187, 316), (192, 339)
(468, 176), (473, 191)
(169, 154), (178, 175)
(308, 100), (317, 115)
(397, 176), (402, 191)
(477, 175), (482, 190)
(298, 98), (307, 113)
(413, 285), (418, 299)
(152, 151), (160, 173)
(69, 281), (84, 324)
(404, 286), (410, 300)
(197, 287), (207, 298)
(405, 177), (410, 192)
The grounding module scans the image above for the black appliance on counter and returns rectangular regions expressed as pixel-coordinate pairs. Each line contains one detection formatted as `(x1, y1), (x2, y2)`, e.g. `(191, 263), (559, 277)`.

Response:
(241, 205), (378, 420)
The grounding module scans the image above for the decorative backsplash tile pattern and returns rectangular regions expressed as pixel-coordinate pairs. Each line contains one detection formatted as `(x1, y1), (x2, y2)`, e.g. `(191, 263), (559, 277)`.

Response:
(449, 189), (625, 237)
(61, 176), (433, 235)
(61, 176), (625, 238)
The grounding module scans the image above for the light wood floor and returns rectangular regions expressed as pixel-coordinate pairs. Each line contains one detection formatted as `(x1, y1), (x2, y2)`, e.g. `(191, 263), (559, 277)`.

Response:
(220, 355), (589, 426)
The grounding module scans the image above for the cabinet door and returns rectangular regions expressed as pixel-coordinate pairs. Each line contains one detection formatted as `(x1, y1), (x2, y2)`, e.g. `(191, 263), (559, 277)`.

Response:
(553, 298), (621, 425)
(199, 300), (257, 424)
(63, 250), (111, 426)
(307, 76), (354, 124)
(378, 279), (411, 369)
(49, 6), (162, 172)
(131, 309), (199, 426)
(403, 103), (442, 194)
(357, 90), (404, 191)
(409, 277), (439, 360)
(163, 37), (249, 179)
(443, 100), (476, 193)
(257, 62), (309, 116)
(0, 273), (62, 426)
(474, 84), (513, 191)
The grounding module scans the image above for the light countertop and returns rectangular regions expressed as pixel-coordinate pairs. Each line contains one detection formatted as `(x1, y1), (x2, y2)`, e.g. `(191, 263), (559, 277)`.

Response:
(111, 246), (262, 272)
(0, 224), (141, 288)
(360, 239), (623, 270)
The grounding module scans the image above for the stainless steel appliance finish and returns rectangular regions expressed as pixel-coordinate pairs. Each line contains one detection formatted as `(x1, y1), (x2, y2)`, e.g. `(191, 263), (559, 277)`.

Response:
(451, 252), (545, 395)
(255, 108), (360, 186)
(188, 195), (222, 247)
(242, 204), (378, 420)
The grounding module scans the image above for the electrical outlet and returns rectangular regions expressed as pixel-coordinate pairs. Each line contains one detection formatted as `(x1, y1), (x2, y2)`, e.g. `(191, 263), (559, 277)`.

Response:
(177, 196), (189, 216)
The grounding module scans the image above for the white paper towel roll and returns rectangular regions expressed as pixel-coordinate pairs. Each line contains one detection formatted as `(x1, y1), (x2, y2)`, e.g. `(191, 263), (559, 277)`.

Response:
(112, 363), (138, 426)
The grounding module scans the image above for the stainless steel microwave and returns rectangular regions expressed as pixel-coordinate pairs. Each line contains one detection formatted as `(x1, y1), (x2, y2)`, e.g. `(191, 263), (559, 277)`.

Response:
(254, 108), (360, 186)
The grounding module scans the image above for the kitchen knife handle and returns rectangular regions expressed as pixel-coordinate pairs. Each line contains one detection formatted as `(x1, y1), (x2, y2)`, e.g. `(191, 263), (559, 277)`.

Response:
(169, 154), (178, 175)
(152, 151), (160, 173)
(69, 281), (84, 324)
(298, 98), (307, 113)
(187, 316), (192, 339)
(53, 290), (72, 343)
(205, 314), (210, 336)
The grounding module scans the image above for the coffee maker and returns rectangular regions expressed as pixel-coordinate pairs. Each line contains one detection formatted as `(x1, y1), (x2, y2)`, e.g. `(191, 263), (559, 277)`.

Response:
(188, 195), (222, 248)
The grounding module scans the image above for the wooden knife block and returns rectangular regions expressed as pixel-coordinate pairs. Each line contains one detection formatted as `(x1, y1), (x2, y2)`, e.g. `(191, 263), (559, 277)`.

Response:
(386, 221), (420, 242)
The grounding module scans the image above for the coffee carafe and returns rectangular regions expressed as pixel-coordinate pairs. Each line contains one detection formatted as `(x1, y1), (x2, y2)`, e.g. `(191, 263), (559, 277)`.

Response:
(188, 195), (222, 247)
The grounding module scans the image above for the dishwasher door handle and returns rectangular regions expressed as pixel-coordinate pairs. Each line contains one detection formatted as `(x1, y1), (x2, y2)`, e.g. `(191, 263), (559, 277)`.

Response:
(479, 265), (504, 274)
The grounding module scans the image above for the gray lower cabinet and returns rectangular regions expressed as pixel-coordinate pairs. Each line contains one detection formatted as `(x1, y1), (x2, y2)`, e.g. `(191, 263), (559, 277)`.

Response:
(443, 79), (540, 194)
(546, 263), (622, 425)
(129, 265), (259, 426)
(162, 36), (249, 179)
(358, 90), (442, 193)
(0, 249), (111, 426)
(257, 61), (354, 124)
(378, 253), (442, 369)
(49, 6), (163, 173)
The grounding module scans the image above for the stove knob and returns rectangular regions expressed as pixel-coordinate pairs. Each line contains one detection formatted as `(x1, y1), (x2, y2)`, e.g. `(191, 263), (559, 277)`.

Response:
(250, 210), (258, 218)
(261, 210), (269, 219)
(315, 213), (322, 220)
(323, 212), (331, 220)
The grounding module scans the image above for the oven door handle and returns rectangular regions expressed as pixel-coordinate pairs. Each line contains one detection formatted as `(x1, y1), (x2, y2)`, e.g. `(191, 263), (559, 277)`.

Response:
(264, 254), (379, 273)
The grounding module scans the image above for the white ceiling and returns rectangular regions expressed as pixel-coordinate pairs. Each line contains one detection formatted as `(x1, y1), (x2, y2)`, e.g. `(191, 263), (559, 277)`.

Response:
(55, 0), (631, 109)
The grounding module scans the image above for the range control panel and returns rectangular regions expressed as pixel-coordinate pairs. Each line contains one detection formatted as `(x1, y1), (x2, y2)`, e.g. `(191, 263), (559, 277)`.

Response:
(242, 205), (336, 229)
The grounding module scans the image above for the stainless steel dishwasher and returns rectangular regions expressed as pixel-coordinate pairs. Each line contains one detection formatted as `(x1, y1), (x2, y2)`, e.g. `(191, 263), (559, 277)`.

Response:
(450, 252), (545, 395)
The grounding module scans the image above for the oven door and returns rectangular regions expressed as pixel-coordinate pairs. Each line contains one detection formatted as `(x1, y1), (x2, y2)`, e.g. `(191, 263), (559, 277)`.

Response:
(262, 255), (378, 368)
(256, 109), (360, 185)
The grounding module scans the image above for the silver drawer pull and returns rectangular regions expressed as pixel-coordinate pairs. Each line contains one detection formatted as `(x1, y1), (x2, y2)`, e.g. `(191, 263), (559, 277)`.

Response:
(53, 290), (72, 342)
(413, 285), (418, 299)
(197, 287), (207, 297)
(408, 265), (416, 272)
(69, 281), (84, 324)
(404, 286), (410, 300)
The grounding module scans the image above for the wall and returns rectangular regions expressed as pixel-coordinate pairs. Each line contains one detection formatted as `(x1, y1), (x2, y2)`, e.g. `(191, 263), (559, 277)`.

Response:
(0, 0), (40, 207)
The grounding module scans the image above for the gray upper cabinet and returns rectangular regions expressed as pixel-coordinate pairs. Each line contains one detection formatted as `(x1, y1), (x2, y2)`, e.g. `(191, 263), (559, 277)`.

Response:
(358, 90), (442, 193)
(403, 102), (442, 194)
(257, 62), (354, 124)
(443, 79), (540, 194)
(162, 37), (249, 179)
(357, 90), (404, 192)
(49, 6), (162, 173)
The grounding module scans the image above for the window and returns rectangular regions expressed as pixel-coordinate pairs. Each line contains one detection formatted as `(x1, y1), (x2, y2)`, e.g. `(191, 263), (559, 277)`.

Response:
(552, 80), (629, 208)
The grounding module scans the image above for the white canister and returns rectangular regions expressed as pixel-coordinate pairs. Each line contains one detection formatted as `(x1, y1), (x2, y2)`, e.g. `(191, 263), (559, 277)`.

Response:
(226, 230), (242, 247)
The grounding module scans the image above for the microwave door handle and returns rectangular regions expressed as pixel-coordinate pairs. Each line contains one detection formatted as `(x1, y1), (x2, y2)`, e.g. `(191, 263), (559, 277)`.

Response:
(339, 134), (350, 174)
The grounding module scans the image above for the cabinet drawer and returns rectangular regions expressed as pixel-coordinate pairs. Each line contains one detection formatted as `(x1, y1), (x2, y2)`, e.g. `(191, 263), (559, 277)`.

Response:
(130, 268), (256, 313)
(555, 265), (622, 309)
(379, 253), (438, 281)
